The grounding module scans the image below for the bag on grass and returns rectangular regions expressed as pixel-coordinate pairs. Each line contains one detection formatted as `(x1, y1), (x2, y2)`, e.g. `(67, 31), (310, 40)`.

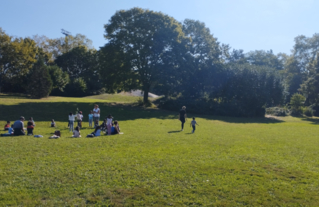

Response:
(49, 135), (59, 139)
(34, 135), (43, 138)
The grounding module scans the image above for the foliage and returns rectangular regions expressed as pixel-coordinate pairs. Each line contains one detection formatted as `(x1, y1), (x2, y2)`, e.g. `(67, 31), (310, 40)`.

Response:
(300, 54), (319, 105)
(303, 106), (314, 117)
(64, 77), (87, 97)
(290, 93), (306, 115)
(102, 7), (186, 103)
(26, 59), (53, 98)
(0, 28), (38, 91)
(47, 65), (69, 92)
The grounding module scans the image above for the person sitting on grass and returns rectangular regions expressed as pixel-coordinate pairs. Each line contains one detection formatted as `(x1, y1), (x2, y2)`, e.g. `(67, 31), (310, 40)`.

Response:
(4, 121), (10, 130)
(8, 124), (14, 135)
(27, 117), (35, 135)
(13, 116), (25, 136)
(72, 126), (81, 138)
(112, 120), (121, 135)
(87, 126), (101, 137)
(107, 114), (113, 135)
(1, 124), (14, 136)
(100, 119), (107, 131)
(51, 119), (56, 127)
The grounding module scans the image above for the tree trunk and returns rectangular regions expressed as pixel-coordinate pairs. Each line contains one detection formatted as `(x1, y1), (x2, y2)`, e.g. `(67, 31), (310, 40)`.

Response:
(143, 87), (149, 104)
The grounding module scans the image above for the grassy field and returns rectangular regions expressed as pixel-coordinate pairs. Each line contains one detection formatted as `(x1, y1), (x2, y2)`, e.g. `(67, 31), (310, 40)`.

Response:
(1, 94), (319, 206)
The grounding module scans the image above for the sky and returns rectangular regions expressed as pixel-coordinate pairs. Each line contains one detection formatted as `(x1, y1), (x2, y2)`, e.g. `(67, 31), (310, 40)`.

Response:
(1, 0), (318, 54)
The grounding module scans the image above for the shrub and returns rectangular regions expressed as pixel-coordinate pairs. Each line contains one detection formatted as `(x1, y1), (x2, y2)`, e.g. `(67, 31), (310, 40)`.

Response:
(303, 107), (314, 117)
(290, 93), (306, 115)
(266, 107), (288, 116)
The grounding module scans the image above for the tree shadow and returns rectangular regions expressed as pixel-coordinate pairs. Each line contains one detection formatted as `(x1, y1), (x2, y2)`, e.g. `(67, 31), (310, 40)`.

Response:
(301, 117), (319, 125)
(0, 93), (30, 99)
(0, 100), (284, 124)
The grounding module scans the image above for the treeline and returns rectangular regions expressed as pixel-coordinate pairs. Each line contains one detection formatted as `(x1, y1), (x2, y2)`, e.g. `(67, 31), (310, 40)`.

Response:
(1, 8), (319, 116)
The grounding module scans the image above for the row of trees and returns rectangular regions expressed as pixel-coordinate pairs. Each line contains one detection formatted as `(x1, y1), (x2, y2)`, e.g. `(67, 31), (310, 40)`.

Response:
(1, 8), (319, 116)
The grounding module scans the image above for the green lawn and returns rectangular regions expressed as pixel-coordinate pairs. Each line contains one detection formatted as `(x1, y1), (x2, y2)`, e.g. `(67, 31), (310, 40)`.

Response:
(1, 94), (319, 206)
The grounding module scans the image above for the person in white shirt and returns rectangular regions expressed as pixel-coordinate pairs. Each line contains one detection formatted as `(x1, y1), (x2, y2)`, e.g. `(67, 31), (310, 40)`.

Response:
(93, 104), (100, 127)
(68, 112), (76, 132)
(77, 111), (83, 128)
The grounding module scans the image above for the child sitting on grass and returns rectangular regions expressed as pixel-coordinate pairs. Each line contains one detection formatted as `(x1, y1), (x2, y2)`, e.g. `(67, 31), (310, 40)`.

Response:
(112, 120), (121, 135)
(27, 117), (35, 135)
(4, 121), (10, 130)
(51, 119), (56, 127)
(1, 125), (14, 136)
(72, 126), (81, 138)
(190, 117), (199, 133)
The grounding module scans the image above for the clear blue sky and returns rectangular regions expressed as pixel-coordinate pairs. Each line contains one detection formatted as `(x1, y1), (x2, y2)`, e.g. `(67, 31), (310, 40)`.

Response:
(1, 0), (318, 54)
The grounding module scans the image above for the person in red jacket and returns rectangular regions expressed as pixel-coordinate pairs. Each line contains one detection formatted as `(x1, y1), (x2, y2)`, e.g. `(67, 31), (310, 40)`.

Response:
(4, 121), (10, 130)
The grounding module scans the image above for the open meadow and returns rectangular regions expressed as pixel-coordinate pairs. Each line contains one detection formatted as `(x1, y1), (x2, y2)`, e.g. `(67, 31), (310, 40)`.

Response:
(1, 94), (319, 206)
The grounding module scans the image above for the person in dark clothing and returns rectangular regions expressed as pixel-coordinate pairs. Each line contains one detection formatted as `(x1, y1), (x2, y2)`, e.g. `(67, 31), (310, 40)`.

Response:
(13, 116), (25, 136)
(27, 117), (35, 135)
(179, 106), (187, 131)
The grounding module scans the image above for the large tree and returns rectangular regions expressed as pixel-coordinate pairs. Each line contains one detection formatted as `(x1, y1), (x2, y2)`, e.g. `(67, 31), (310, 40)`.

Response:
(179, 19), (222, 98)
(102, 8), (186, 103)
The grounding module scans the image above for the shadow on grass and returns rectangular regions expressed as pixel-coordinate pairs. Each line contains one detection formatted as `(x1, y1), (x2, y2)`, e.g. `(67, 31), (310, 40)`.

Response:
(301, 117), (319, 125)
(0, 101), (284, 124)
(0, 93), (30, 99)
(168, 131), (181, 133)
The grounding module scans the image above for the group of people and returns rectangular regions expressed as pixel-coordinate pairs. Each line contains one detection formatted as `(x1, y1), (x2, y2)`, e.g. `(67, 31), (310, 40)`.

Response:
(2, 104), (122, 137)
(68, 104), (121, 138)
(2, 105), (195, 137)
(3, 116), (36, 136)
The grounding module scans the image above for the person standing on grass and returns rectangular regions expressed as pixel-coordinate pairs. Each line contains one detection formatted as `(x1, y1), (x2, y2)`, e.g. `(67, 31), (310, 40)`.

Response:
(68, 112), (76, 132)
(93, 104), (100, 127)
(13, 116), (25, 136)
(88, 111), (93, 128)
(179, 106), (187, 131)
(77, 111), (83, 128)
(190, 117), (199, 133)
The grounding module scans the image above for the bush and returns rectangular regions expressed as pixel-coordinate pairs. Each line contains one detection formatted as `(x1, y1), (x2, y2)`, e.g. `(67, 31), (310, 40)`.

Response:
(303, 107), (314, 117)
(290, 93), (306, 115)
(266, 107), (288, 116)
